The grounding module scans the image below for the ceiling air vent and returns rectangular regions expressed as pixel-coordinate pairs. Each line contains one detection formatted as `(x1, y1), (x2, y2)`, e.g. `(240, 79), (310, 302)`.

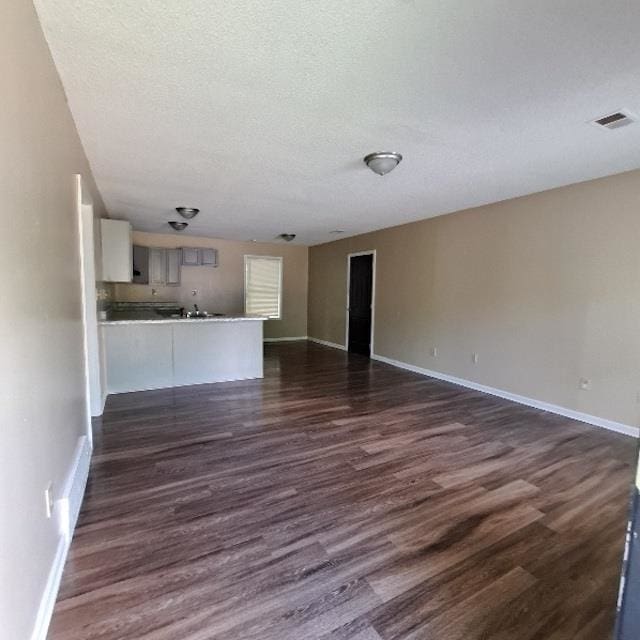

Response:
(591, 110), (636, 130)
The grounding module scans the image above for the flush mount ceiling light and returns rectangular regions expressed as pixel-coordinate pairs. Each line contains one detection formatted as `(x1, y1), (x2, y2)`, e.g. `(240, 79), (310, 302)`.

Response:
(363, 151), (402, 176)
(279, 233), (296, 242)
(169, 221), (188, 231)
(176, 207), (200, 219)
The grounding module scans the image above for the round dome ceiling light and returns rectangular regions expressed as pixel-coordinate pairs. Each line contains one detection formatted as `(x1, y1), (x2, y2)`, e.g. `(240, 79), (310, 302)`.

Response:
(363, 151), (402, 176)
(176, 207), (200, 219)
(279, 233), (296, 242)
(169, 221), (188, 231)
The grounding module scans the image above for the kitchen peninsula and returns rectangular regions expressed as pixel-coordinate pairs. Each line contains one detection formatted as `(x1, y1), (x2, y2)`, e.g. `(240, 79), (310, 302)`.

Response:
(100, 314), (266, 394)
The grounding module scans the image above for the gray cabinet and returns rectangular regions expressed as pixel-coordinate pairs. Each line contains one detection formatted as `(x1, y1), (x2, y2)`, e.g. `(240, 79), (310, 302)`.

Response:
(132, 245), (149, 284)
(200, 248), (218, 266)
(131, 245), (183, 286)
(181, 247), (200, 266)
(181, 247), (218, 267)
(149, 248), (166, 285)
(166, 249), (182, 285)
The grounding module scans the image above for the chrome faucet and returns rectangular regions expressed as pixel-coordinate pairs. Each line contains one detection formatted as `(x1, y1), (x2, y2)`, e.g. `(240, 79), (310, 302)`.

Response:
(185, 303), (207, 318)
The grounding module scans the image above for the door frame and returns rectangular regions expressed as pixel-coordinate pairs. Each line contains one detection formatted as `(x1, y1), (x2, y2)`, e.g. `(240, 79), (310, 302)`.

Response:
(345, 250), (376, 355)
(75, 175), (102, 442)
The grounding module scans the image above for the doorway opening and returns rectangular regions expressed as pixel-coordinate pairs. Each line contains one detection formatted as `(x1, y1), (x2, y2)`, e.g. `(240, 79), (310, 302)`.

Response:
(346, 250), (376, 357)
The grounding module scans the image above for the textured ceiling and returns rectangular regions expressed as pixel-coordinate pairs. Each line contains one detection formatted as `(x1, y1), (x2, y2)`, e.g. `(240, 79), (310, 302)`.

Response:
(34, 0), (640, 245)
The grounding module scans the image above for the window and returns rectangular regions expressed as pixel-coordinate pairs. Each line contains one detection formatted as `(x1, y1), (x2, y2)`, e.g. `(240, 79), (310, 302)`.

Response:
(244, 255), (283, 319)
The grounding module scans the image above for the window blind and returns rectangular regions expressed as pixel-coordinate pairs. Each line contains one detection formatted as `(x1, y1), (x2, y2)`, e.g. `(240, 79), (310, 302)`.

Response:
(244, 256), (282, 319)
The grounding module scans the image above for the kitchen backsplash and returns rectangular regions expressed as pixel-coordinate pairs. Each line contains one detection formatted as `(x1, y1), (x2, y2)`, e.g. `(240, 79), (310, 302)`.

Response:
(96, 283), (114, 311)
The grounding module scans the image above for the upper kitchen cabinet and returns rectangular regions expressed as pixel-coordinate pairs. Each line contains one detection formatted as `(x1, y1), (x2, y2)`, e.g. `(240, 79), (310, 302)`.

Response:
(134, 245), (182, 286)
(101, 219), (132, 282)
(181, 247), (200, 266)
(132, 245), (149, 284)
(200, 248), (218, 266)
(166, 249), (182, 285)
(181, 247), (218, 267)
(149, 247), (166, 286)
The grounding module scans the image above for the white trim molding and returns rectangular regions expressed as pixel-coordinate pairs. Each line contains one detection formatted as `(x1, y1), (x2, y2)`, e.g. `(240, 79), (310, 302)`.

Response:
(56, 436), (92, 543)
(264, 336), (308, 343)
(31, 435), (92, 640)
(308, 337), (347, 351)
(30, 537), (67, 640)
(371, 353), (639, 438)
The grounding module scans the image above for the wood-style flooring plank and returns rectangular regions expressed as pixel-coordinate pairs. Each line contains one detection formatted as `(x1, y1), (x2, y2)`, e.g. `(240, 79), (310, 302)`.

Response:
(49, 342), (636, 640)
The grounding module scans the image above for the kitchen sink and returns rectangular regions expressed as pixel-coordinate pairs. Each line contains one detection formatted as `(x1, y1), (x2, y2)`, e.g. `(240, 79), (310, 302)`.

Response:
(180, 313), (225, 319)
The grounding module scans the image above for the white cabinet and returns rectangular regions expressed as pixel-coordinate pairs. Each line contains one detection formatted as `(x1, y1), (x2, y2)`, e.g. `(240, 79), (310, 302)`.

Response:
(102, 323), (173, 393)
(173, 321), (262, 385)
(100, 219), (132, 282)
(102, 320), (264, 393)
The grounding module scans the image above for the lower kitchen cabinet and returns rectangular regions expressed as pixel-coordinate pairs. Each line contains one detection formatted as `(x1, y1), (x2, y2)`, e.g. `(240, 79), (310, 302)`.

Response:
(172, 321), (259, 385)
(101, 319), (265, 394)
(101, 323), (173, 393)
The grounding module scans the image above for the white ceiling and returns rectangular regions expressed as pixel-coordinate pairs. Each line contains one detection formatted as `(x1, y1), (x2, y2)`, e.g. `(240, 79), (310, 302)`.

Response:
(35, 0), (640, 245)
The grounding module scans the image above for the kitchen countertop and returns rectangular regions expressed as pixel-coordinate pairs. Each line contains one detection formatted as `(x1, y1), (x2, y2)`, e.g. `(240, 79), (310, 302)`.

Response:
(100, 315), (267, 325)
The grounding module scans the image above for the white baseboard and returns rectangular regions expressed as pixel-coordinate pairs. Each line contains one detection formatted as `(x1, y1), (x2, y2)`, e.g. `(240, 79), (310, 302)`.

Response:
(308, 337), (347, 351)
(371, 353), (639, 438)
(30, 535), (67, 640)
(57, 435), (92, 542)
(264, 336), (308, 343)
(31, 435), (92, 640)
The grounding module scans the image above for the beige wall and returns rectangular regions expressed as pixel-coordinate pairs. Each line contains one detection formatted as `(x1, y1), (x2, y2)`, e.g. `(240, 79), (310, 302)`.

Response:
(0, 1), (107, 637)
(309, 169), (640, 427)
(114, 231), (308, 339)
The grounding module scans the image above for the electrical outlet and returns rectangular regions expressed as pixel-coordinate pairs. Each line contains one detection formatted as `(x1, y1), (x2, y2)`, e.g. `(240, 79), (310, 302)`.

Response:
(472, 353), (479, 364)
(44, 482), (54, 519)
(430, 347), (438, 357)
(579, 377), (591, 390)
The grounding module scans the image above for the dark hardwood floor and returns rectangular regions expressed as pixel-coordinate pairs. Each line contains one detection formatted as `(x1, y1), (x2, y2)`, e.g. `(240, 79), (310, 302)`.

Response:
(50, 342), (636, 640)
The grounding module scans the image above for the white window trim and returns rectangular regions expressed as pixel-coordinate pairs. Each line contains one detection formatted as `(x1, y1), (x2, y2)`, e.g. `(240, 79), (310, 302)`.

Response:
(244, 255), (283, 320)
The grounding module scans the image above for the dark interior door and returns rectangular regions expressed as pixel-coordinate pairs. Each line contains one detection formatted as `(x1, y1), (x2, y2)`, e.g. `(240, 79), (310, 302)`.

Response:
(348, 254), (373, 356)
